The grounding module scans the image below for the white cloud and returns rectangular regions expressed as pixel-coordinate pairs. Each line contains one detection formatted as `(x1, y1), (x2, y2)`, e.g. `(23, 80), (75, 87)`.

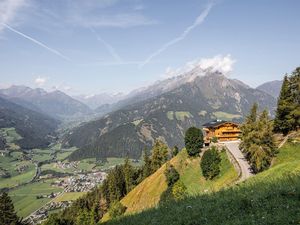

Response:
(196, 55), (235, 75)
(0, 0), (27, 32)
(34, 77), (47, 86)
(140, 3), (214, 68)
(163, 55), (236, 78)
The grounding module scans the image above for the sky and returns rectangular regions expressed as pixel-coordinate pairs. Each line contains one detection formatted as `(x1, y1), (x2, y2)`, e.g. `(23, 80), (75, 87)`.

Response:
(0, 0), (299, 96)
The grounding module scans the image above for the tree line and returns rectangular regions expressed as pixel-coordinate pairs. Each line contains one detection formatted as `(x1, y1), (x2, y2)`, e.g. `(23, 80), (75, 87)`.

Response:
(274, 67), (300, 134)
(240, 66), (300, 173)
(44, 140), (170, 224)
(240, 103), (277, 173)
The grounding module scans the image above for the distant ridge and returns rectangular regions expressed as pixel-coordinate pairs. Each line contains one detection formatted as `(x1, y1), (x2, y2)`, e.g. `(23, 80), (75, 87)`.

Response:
(256, 80), (282, 98)
(0, 85), (92, 120)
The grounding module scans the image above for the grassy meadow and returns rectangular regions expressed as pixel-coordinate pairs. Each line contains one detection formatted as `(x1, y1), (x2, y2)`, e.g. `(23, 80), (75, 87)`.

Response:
(54, 192), (87, 203)
(102, 148), (238, 221)
(10, 179), (63, 218)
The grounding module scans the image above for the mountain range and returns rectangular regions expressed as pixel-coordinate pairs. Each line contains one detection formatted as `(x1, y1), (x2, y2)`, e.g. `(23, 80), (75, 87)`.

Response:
(0, 67), (281, 157)
(0, 86), (92, 120)
(63, 68), (277, 160)
(256, 80), (283, 98)
(74, 93), (125, 110)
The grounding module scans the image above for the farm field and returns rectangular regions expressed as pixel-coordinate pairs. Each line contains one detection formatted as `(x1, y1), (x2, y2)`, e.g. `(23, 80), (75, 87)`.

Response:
(54, 192), (87, 202)
(0, 165), (36, 189)
(10, 179), (63, 218)
(94, 157), (142, 171)
(212, 111), (242, 121)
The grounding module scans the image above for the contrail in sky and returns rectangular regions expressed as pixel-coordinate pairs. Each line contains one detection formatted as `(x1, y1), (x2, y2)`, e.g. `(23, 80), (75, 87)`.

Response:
(1, 23), (70, 61)
(140, 3), (214, 68)
(90, 28), (122, 62)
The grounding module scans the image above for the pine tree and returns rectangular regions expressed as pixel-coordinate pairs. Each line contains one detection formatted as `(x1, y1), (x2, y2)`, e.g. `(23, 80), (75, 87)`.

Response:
(75, 210), (92, 225)
(164, 163), (180, 187)
(90, 204), (101, 224)
(150, 140), (169, 172)
(108, 166), (126, 203)
(0, 192), (20, 225)
(240, 104), (277, 173)
(289, 67), (300, 131)
(184, 127), (204, 157)
(240, 103), (259, 157)
(274, 76), (293, 134)
(200, 147), (221, 180)
(123, 157), (134, 193)
(142, 149), (152, 178)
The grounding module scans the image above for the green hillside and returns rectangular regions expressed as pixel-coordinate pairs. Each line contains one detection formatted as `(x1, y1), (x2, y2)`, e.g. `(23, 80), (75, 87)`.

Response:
(102, 147), (238, 221)
(103, 137), (300, 225)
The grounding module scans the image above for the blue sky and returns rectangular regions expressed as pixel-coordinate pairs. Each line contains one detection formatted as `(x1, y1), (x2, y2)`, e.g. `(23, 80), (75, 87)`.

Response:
(0, 0), (299, 95)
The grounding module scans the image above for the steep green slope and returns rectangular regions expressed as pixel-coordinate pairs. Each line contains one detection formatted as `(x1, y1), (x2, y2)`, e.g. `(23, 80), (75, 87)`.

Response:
(103, 140), (300, 225)
(102, 148), (238, 221)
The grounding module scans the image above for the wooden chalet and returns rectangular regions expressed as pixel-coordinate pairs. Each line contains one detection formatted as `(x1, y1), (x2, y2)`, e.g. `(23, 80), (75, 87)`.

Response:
(202, 120), (241, 145)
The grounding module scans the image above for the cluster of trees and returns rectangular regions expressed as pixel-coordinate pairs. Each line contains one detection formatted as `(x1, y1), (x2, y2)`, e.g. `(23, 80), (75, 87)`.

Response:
(274, 67), (300, 135)
(200, 147), (221, 180)
(0, 192), (26, 225)
(45, 187), (103, 225)
(160, 163), (187, 203)
(44, 140), (170, 224)
(102, 140), (170, 218)
(240, 103), (277, 173)
(184, 127), (204, 156)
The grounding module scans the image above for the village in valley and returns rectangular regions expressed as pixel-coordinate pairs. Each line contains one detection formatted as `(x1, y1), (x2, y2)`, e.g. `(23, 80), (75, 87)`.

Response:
(25, 170), (107, 224)
(0, 135), (140, 224)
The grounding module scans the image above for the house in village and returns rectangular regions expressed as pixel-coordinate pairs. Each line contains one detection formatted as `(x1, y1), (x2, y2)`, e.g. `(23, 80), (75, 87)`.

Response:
(202, 120), (241, 145)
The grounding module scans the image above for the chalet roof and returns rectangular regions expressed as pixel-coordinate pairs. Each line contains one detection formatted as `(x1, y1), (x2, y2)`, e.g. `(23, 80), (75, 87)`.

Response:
(202, 120), (238, 128)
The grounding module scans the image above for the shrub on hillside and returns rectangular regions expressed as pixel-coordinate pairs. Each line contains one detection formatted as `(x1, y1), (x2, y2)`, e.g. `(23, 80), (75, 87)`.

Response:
(184, 127), (204, 157)
(108, 201), (127, 219)
(172, 145), (179, 157)
(200, 147), (221, 180)
(150, 140), (169, 172)
(172, 180), (187, 201)
(164, 164), (180, 187)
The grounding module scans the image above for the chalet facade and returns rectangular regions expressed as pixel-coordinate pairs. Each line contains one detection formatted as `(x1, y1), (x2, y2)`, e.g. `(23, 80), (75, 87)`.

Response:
(202, 120), (241, 144)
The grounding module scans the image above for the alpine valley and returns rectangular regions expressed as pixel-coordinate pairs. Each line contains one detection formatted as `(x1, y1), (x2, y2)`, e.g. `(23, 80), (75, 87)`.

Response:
(62, 67), (277, 160)
(1, 2), (299, 225)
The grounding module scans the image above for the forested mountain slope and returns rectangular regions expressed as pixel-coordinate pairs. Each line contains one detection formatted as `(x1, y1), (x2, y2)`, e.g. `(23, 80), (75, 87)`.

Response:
(0, 96), (59, 149)
(64, 72), (276, 160)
